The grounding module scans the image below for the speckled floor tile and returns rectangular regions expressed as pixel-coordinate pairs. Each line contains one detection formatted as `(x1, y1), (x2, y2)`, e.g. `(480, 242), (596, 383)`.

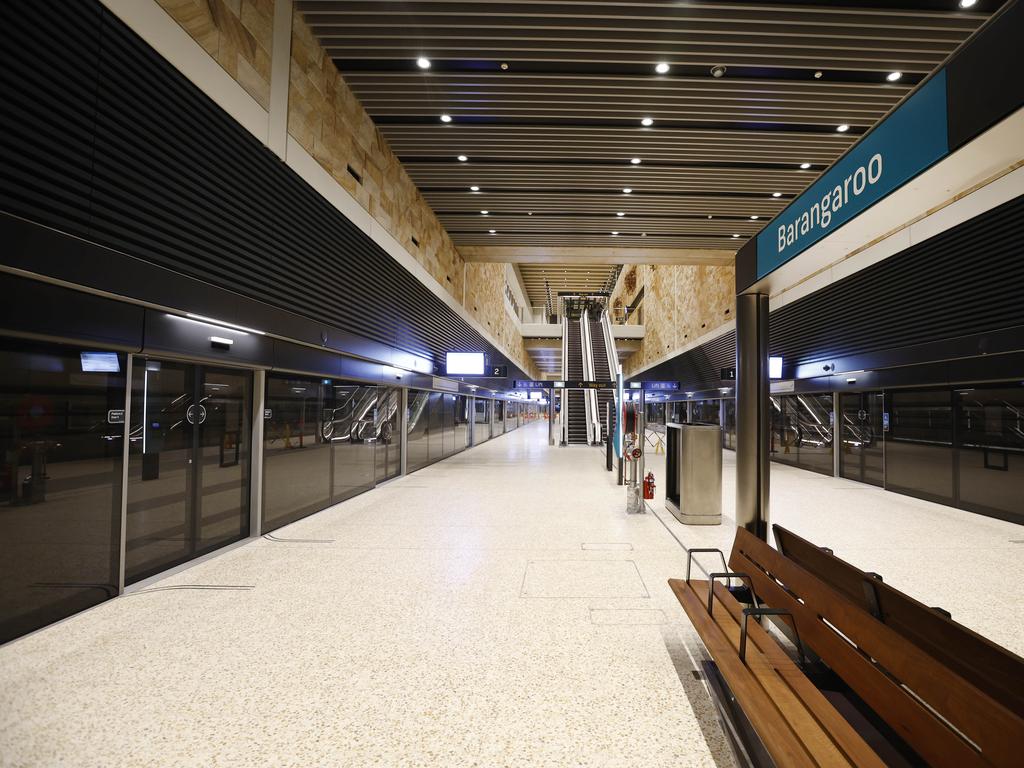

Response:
(2, 421), (1018, 767)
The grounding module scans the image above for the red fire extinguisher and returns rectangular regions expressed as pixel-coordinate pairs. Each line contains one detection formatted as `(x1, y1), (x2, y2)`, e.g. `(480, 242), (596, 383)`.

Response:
(643, 471), (655, 500)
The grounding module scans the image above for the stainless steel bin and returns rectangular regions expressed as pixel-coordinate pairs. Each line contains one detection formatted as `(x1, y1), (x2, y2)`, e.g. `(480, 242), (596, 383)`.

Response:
(665, 423), (722, 525)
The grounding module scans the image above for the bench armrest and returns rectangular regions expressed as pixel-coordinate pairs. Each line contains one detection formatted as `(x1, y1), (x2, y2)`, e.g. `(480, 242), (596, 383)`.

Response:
(741, 607), (807, 668)
(707, 572), (760, 616)
(686, 548), (728, 582)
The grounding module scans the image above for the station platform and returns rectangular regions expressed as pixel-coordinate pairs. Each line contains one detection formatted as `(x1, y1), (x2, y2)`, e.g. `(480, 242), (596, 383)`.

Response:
(2, 420), (1018, 767)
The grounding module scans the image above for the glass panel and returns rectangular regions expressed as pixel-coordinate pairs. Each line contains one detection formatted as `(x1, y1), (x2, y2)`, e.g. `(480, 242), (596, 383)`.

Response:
(407, 389), (430, 472)
(770, 394), (833, 476)
(262, 374), (332, 533)
(331, 383), (376, 502)
(454, 395), (469, 450)
(196, 367), (250, 551)
(375, 386), (402, 482)
(0, 339), (124, 644)
(886, 389), (953, 503)
(839, 392), (884, 487)
(443, 393), (455, 456)
(494, 400), (504, 433)
(956, 387), (1024, 523)
(126, 360), (251, 583)
(428, 392), (444, 460)
(691, 400), (720, 425)
(474, 398), (490, 444)
(723, 400), (737, 451)
(125, 359), (194, 582)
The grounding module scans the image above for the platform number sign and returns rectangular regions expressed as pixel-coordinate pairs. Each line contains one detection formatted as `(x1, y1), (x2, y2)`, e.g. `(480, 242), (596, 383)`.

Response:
(490, 365), (507, 377)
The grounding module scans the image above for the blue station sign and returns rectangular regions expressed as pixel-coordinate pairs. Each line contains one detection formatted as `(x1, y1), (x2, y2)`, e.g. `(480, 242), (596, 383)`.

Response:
(756, 70), (950, 280)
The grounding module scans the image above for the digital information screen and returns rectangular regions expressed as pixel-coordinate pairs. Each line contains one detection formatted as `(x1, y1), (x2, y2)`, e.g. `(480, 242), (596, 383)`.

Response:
(80, 351), (121, 373)
(446, 352), (485, 376)
(769, 356), (783, 379)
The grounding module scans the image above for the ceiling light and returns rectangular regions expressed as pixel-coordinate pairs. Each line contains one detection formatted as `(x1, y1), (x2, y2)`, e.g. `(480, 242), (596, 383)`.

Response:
(641, 117), (654, 127)
(480, 210), (488, 215)
(750, 215), (759, 220)
(416, 57), (431, 69)
(617, 212), (625, 217)
(611, 231), (619, 235)
(959, 0), (977, 7)
(440, 113), (452, 123)
(814, 71), (823, 79)
(800, 162), (811, 169)
(732, 234), (740, 238)
(500, 62), (509, 70)
(655, 62), (670, 74)
(641, 232), (647, 237)
(528, 211), (533, 215)
(837, 124), (850, 132)
(622, 188), (632, 194)
(772, 192), (782, 197)
(470, 185), (479, 192)
(710, 65), (727, 78)
(707, 215), (713, 219)
(886, 71), (902, 82)
(630, 158), (641, 165)
(489, 229), (496, 234)
(457, 154), (468, 161)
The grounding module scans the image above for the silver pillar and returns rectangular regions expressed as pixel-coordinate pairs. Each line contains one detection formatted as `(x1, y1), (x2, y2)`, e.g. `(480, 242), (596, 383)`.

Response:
(400, 388), (409, 476)
(548, 388), (555, 445)
(736, 292), (770, 540)
(686, 400), (693, 424)
(117, 354), (134, 594)
(249, 369), (266, 538)
(832, 392), (841, 477)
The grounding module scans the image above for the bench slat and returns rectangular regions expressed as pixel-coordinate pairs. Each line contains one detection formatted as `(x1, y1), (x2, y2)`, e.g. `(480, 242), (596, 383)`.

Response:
(731, 528), (1023, 768)
(671, 578), (874, 767)
(702, 580), (886, 768)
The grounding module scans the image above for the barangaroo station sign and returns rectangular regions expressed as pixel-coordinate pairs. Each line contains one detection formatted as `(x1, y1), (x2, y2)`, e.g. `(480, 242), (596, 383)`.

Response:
(755, 70), (950, 280)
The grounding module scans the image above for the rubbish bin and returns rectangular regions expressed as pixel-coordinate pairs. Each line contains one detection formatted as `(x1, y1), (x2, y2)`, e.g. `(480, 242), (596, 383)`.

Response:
(665, 423), (722, 525)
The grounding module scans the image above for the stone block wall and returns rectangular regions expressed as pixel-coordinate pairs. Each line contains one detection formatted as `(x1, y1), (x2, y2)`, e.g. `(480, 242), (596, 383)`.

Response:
(613, 265), (736, 375)
(465, 263), (537, 377)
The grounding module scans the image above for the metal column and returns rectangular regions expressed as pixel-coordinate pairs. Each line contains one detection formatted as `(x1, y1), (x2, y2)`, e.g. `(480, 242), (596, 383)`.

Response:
(547, 388), (555, 445)
(832, 392), (841, 477)
(400, 387), (409, 476)
(249, 369), (266, 538)
(736, 292), (770, 540)
(117, 354), (134, 594)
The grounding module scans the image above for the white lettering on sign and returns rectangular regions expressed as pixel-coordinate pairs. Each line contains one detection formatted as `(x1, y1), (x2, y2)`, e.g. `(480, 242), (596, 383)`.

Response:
(777, 153), (883, 254)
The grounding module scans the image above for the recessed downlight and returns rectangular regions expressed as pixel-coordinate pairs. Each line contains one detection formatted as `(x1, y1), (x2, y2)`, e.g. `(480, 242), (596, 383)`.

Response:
(814, 71), (823, 79)
(622, 188), (632, 194)
(616, 212), (625, 217)
(416, 57), (431, 69)
(480, 210), (488, 215)
(772, 192), (782, 197)
(837, 123), (850, 132)
(800, 162), (811, 169)
(440, 113), (452, 123)
(655, 62), (670, 74)
(611, 231), (619, 235)
(470, 185), (480, 192)
(750, 215), (759, 220)
(959, 0), (977, 7)
(732, 233), (740, 238)
(707, 215), (713, 219)
(488, 229), (496, 234)
(886, 71), (903, 82)
(457, 154), (468, 162)
(630, 158), (641, 165)
(641, 117), (654, 127)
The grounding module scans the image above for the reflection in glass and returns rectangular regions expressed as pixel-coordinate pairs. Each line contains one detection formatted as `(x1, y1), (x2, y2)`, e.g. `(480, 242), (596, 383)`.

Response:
(407, 389), (430, 471)
(886, 389), (953, 503)
(770, 394), (833, 475)
(375, 386), (402, 482)
(330, 383), (377, 503)
(125, 360), (250, 583)
(454, 395), (469, 450)
(839, 392), (883, 487)
(0, 339), (125, 644)
(957, 387), (1023, 523)
(474, 398), (491, 445)
(263, 375), (332, 532)
(428, 392), (444, 461)
(494, 401), (505, 433)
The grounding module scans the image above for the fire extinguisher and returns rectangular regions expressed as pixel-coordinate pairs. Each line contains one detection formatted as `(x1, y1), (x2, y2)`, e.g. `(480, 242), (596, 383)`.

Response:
(643, 471), (655, 500)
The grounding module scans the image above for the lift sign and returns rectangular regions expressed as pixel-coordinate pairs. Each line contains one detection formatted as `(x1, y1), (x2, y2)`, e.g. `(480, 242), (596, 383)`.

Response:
(756, 70), (949, 279)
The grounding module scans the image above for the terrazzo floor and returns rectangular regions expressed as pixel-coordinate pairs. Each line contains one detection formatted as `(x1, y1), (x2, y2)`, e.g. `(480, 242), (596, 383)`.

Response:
(1, 421), (1021, 767)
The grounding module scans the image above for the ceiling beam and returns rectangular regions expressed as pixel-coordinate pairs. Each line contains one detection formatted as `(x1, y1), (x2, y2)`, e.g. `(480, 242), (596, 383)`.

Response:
(459, 245), (734, 265)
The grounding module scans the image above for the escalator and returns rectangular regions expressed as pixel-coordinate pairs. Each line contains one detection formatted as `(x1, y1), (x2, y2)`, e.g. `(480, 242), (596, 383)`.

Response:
(589, 316), (614, 441)
(564, 319), (588, 444)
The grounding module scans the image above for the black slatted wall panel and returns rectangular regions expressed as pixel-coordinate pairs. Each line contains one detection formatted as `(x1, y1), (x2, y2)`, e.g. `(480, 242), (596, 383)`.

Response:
(636, 193), (1024, 389)
(0, 2), (525, 378)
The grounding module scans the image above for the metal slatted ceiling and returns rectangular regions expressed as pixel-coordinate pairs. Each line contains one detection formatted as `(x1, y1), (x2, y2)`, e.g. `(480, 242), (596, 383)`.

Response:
(299, 0), (999, 253)
(636, 192), (1024, 390)
(518, 263), (618, 306)
(0, 1), (528, 380)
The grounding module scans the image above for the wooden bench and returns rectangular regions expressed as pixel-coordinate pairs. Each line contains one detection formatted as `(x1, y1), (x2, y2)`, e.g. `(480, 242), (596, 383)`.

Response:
(728, 527), (1024, 767)
(669, 555), (886, 767)
(772, 524), (1024, 719)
